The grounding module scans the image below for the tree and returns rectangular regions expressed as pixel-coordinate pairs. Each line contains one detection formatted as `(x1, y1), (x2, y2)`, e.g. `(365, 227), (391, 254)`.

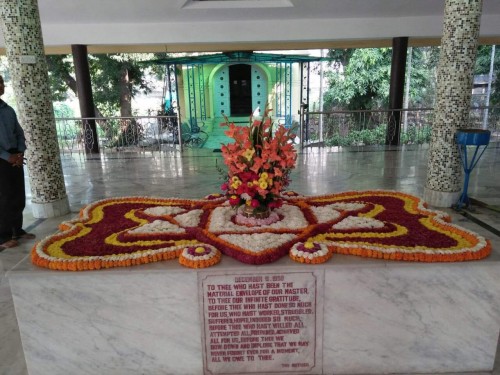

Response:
(46, 53), (166, 117)
(327, 49), (354, 70)
(88, 54), (160, 117)
(404, 47), (440, 108)
(324, 48), (392, 110)
(323, 46), (440, 111)
(47, 53), (166, 146)
(53, 102), (74, 118)
(46, 55), (77, 102)
(474, 45), (499, 106)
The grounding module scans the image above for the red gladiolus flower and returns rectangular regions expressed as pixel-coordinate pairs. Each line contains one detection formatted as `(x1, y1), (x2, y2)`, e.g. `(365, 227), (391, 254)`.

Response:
(219, 105), (297, 209)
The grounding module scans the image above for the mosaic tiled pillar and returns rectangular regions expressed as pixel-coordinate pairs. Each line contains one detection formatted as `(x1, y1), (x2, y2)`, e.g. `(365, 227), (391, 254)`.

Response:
(423, 0), (482, 207)
(0, 0), (70, 218)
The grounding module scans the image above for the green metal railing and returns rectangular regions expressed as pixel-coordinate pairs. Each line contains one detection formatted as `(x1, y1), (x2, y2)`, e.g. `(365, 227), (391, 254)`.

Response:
(302, 106), (499, 148)
(54, 106), (500, 155)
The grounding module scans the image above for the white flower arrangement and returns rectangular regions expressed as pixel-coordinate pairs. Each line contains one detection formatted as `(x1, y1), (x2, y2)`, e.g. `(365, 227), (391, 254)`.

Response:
(209, 204), (308, 233)
(332, 216), (385, 230)
(129, 219), (185, 234)
(144, 206), (186, 216)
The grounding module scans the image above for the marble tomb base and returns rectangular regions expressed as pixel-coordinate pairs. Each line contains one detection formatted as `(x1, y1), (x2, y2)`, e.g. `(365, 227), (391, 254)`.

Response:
(8, 251), (500, 375)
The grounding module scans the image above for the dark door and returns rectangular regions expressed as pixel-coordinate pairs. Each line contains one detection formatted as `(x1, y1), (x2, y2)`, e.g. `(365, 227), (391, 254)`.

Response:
(229, 64), (252, 116)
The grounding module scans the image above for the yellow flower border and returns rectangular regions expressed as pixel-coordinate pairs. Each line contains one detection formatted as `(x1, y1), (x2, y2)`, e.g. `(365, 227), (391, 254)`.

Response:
(31, 191), (492, 270)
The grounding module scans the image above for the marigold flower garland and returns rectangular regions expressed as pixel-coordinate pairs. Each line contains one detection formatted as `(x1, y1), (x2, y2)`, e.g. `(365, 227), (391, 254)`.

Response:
(30, 191), (492, 271)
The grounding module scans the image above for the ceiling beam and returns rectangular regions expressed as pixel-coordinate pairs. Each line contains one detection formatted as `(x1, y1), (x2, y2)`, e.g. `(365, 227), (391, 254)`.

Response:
(1, 37), (499, 56)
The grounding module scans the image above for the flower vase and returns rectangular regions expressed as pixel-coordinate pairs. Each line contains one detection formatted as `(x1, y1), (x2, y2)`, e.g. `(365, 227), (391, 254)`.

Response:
(241, 205), (271, 219)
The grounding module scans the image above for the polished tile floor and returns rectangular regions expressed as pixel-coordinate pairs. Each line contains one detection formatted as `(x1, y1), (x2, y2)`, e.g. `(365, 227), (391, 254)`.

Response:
(1, 144), (499, 375)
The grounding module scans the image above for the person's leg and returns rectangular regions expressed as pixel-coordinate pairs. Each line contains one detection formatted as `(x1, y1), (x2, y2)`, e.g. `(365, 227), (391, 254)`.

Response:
(11, 164), (30, 240)
(0, 159), (18, 246)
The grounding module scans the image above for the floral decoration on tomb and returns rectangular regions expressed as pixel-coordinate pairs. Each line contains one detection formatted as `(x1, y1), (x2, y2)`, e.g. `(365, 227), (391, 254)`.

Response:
(218, 107), (297, 222)
(31, 190), (491, 271)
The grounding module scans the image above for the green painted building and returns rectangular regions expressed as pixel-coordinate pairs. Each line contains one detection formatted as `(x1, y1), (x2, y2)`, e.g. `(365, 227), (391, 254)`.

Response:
(152, 52), (326, 148)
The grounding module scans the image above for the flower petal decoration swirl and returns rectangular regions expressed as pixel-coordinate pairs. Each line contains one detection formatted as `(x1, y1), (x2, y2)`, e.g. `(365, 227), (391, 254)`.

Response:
(31, 191), (491, 271)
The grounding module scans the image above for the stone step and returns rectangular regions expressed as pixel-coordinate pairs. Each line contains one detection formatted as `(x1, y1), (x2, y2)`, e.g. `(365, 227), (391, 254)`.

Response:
(203, 135), (230, 150)
(202, 116), (271, 149)
(215, 116), (251, 125)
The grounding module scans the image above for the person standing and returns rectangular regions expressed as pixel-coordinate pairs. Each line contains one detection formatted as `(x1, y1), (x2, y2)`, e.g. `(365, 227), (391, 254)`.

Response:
(0, 74), (35, 250)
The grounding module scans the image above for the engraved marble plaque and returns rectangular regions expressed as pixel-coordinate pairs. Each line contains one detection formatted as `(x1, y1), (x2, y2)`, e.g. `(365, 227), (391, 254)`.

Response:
(199, 270), (324, 374)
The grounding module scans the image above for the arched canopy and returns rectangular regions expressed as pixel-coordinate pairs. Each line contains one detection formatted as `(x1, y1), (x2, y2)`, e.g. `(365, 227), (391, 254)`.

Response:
(143, 51), (330, 65)
(145, 51), (329, 127)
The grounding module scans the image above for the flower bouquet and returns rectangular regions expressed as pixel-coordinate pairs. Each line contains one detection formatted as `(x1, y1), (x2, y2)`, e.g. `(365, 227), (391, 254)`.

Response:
(220, 107), (297, 221)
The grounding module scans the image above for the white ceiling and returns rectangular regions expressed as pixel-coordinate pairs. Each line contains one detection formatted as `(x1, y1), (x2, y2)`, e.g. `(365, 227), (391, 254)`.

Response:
(2, 0), (500, 52)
